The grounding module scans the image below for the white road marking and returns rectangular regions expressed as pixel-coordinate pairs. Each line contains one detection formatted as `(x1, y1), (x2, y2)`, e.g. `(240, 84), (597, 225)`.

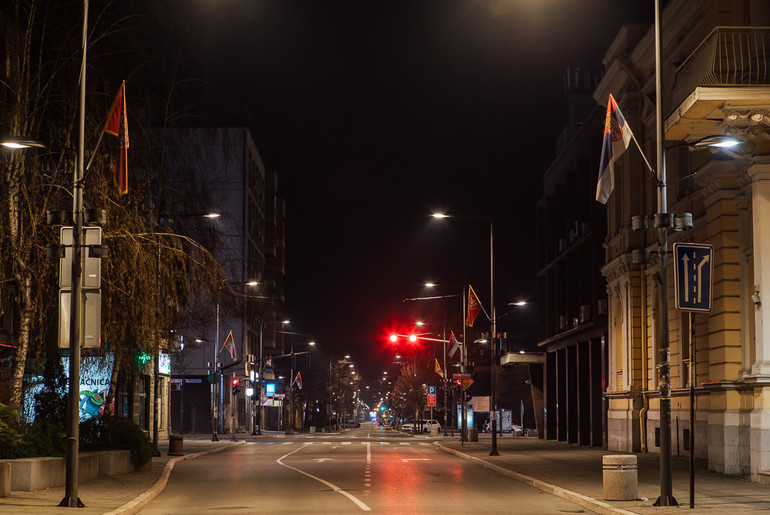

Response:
(314, 458), (333, 462)
(277, 444), (372, 511)
(401, 458), (431, 462)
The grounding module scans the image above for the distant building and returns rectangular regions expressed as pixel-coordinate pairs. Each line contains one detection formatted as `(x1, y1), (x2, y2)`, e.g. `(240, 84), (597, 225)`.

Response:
(596, 0), (770, 481)
(161, 127), (285, 434)
(536, 67), (608, 446)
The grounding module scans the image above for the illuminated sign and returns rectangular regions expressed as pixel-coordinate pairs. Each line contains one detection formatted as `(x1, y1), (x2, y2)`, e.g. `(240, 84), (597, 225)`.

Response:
(159, 353), (171, 375)
(265, 382), (276, 395)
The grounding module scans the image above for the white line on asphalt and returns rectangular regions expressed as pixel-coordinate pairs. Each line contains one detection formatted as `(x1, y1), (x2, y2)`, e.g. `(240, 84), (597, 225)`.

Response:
(366, 442), (371, 465)
(276, 444), (372, 511)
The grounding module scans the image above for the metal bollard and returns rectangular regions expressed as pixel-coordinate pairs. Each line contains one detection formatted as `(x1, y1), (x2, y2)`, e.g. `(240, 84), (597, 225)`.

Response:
(603, 455), (638, 500)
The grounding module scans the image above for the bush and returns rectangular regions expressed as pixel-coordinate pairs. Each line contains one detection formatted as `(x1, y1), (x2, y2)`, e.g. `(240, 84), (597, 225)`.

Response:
(80, 415), (154, 468)
(0, 404), (24, 459)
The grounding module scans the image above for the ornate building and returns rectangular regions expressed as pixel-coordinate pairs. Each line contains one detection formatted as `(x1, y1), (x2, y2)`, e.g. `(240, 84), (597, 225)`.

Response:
(597, 0), (770, 481)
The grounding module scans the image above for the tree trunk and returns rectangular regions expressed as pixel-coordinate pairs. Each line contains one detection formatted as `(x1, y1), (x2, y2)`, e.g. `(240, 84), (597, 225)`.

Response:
(10, 276), (32, 409)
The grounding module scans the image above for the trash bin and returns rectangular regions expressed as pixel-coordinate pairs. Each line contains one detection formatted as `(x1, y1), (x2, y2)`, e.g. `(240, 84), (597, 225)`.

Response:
(468, 428), (478, 442)
(603, 455), (637, 500)
(168, 434), (184, 456)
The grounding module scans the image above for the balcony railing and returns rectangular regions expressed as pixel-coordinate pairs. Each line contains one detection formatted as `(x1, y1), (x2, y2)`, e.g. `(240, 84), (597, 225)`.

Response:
(671, 27), (770, 109)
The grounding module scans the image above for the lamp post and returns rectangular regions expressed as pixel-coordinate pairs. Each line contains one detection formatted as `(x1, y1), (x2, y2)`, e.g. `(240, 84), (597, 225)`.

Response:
(653, 0), (675, 505)
(60, 0), (89, 507)
(407, 284), (464, 437)
(432, 213), (499, 455)
(275, 327), (315, 434)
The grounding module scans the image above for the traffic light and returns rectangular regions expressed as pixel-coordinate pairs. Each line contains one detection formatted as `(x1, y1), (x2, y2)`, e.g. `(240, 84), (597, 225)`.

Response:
(232, 377), (241, 395)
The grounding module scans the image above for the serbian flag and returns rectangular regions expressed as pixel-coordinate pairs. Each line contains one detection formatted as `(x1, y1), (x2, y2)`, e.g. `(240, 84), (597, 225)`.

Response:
(596, 94), (633, 204)
(104, 81), (129, 195)
(466, 285), (482, 327)
(294, 372), (303, 390)
(447, 331), (460, 358)
(222, 330), (236, 360)
(434, 358), (444, 379)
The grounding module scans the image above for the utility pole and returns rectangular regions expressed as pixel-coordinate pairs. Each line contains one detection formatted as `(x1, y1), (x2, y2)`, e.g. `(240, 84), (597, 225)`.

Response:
(653, 0), (676, 506)
(61, 0), (88, 507)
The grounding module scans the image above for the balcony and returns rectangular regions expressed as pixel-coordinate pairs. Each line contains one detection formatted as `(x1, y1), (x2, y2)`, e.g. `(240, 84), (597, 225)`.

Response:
(666, 27), (770, 142)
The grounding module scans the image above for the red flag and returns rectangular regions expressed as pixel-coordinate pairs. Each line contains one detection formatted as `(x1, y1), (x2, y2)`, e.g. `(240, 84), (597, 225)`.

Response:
(434, 358), (444, 379)
(295, 372), (303, 390)
(447, 331), (460, 358)
(104, 81), (129, 195)
(222, 330), (236, 360)
(466, 285), (482, 327)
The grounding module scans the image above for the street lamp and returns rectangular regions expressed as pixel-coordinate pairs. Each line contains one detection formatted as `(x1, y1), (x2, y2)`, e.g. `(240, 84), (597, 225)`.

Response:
(209, 279), (260, 441)
(275, 328), (315, 434)
(431, 212), (500, 456)
(60, 1), (89, 506)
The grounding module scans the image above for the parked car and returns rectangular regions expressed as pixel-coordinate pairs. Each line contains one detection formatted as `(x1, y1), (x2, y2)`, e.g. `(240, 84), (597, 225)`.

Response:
(420, 419), (441, 433)
(401, 421), (415, 432)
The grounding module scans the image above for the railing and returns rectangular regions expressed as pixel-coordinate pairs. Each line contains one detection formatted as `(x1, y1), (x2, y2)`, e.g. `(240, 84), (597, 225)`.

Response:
(672, 27), (770, 108)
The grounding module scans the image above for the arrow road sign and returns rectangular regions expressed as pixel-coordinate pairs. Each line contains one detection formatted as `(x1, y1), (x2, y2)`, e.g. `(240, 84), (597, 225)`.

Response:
(674, 242), (714, 312)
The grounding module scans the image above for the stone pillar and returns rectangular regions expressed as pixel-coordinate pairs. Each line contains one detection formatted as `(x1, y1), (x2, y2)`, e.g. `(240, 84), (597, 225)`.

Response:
(748, 160), (770, 378)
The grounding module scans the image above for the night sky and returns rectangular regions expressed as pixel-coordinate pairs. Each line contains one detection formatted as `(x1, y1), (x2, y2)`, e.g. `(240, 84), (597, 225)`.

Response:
(165, 0), (653, 386)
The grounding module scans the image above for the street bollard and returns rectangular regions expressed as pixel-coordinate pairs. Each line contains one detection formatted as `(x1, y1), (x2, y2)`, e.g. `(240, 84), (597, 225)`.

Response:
(603, 455), (638, 500)
(168, 434), (184, 456)
(0, 461), (10, 498)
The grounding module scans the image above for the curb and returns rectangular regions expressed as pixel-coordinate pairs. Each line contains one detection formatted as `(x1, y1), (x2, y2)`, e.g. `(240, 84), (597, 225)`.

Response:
(103, 442), (244, 515)
(434, 443), (638, 515)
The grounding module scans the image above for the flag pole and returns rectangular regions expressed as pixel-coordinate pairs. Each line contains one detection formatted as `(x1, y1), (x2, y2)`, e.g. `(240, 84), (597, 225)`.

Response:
(630, 132), (654, 175)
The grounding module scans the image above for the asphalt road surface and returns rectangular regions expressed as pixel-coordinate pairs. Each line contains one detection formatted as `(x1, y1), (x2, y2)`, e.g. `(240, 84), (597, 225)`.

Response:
(139, 425), (592, 514)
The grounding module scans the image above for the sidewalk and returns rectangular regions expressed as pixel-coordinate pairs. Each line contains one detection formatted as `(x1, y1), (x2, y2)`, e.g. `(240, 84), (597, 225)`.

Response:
(435, 434), (770, 514)
(0, 437), (241, 515)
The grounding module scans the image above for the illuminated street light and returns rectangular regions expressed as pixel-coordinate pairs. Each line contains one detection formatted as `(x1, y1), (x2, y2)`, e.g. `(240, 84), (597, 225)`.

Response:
(431, 211), (500, 455)
(0, 137), (47, 149)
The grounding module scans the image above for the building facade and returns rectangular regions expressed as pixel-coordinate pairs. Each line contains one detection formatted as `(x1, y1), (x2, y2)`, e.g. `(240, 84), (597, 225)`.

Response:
(597, 0), (770, 481)
(162, 127), (285, 435)
(536, 68), (609, 447)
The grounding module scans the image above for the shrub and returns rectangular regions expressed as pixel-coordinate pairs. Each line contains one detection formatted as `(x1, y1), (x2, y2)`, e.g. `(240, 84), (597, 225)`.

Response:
(80, 415), (154, 468)
(0, 404), (24, 459)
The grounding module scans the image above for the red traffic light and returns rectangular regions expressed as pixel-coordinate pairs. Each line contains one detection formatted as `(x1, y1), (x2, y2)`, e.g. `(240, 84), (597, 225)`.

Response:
(408, 334), (417, 343)
(389, 334), (398, 343)
(232, 377), (239, 387)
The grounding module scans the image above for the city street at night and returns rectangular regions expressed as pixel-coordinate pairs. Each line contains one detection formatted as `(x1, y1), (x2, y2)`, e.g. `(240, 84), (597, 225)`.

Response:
(138, 426), (586, 514)
(4, 2), (770, 513)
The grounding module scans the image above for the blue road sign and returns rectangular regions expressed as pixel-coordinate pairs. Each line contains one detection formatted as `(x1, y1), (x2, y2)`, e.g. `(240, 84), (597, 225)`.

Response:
(463, 390), (472, 402)
(428, 386), (436, 395)
(673, 242), (714, 312)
